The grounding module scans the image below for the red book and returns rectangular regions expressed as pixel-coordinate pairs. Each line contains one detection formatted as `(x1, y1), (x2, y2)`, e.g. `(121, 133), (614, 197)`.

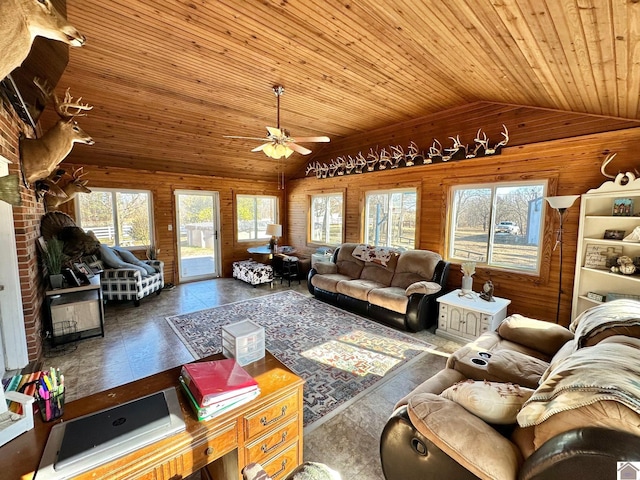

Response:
(180, 359), (258, 407)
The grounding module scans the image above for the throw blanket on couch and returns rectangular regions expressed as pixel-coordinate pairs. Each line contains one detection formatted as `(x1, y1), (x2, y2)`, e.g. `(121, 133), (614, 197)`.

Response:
(570, 299), (640, 348)
(351, 244), (398, 266)
(517, 341), (640, 427)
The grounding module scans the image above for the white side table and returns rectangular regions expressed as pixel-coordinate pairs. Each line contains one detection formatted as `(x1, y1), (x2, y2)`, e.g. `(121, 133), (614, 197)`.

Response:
(436, 289), (511, 343)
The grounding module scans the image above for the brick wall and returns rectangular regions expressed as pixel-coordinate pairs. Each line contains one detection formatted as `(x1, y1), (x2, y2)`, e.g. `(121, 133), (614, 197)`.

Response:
(0, 95), (46, 362)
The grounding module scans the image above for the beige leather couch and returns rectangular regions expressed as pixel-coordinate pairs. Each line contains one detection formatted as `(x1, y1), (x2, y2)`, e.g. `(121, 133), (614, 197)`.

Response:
(308, 243), (450, 332)
(381, 299), (640, 480)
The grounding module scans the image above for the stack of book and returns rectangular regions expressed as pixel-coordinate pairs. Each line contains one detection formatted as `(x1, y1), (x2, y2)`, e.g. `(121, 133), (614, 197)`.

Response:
(179, 358), (260, 421)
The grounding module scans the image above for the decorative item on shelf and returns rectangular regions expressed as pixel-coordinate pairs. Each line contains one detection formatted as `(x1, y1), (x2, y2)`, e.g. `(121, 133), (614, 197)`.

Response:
(40, 237), (66, 289)
(623, 227), (640, 243)
(545, 194), (580, 324)
(603, 229), (626, 240)
(460, 261), (476, 296)
(617, 256), (637, 275)
(584, 244), (621, 269)
(304, 125), (508, 179)
(479, 279), (495, 302)
(587, 291), (606, 303)
(613, 198), (634, 216)
(265, 224), (282, 252)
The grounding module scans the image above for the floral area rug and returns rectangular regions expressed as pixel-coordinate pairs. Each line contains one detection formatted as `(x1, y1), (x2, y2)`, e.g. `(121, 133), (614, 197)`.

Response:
(166, 290), (436, 427)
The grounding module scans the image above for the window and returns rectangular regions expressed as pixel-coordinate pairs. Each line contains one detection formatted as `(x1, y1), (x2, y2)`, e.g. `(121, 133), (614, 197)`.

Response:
(310, 193), (343, 245)
(364, 188), (417, 249)
(236, 195), (278, 241)
(448, 181), (547, 273)
(76, 189), (153, 248)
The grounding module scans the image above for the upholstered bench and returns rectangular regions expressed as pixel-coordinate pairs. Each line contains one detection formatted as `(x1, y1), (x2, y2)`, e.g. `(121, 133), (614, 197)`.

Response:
(233, 260), (273, 287)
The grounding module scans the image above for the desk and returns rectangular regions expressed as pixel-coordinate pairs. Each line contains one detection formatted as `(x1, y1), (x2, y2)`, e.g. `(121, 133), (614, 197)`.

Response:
(1, 351), (304, 480)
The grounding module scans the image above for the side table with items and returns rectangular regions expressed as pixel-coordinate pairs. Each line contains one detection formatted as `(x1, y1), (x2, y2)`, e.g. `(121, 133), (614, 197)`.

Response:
(45, 275), (104, 346)
(436, 289), (511, 343)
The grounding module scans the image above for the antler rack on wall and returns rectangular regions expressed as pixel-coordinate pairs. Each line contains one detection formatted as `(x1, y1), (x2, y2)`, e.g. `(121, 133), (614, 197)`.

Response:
(305, 125), (509, 179)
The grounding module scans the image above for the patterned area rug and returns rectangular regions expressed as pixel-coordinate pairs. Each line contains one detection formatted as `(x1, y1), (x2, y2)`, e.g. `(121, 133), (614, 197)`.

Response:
(166, 291), (436, 427)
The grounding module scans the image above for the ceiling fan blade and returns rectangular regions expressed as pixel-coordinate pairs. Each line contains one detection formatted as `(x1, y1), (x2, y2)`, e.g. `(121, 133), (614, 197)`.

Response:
(287, 142), (312, 155)
(289, 136), (331, 143)
(224, 135), (270, 141)
(266, 126), (283, 138)
(251, 142), (272, 152)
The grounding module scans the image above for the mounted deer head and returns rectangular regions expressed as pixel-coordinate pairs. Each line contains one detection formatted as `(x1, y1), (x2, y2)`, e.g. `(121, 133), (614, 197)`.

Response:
(0, 0), (86, 80)
(44, 167), (91, 210)
(21, 78), (94, 184)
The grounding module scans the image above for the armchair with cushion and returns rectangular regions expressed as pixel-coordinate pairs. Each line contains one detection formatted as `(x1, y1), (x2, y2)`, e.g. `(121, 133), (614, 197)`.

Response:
(380, 300), (640, 480)
(92, 244), (164, 306)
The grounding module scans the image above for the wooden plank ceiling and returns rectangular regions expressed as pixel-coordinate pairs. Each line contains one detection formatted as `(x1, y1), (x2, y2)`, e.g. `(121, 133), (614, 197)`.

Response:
(38, 0), (640, 183)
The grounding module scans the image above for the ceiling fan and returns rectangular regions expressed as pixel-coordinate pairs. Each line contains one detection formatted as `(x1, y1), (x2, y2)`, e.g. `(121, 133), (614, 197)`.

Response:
(224, 85), (330, 159)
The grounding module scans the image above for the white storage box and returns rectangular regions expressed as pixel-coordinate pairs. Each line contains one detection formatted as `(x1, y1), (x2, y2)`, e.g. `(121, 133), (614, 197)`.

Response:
(221, 320), (265, 366)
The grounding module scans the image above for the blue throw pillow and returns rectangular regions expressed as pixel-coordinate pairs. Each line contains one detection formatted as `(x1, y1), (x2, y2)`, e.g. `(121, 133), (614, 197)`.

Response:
(98, 244), (149, 277)
(114, 247), (157, 275)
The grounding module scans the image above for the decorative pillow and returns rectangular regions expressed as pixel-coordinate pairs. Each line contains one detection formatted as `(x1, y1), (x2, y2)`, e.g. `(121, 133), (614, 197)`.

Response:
(441, 379), (534, 425)
(351, 244), (397, 266)
(98, 244), (149, 277)
(405, 281), (441, 296)
(114, 247), (157, 274)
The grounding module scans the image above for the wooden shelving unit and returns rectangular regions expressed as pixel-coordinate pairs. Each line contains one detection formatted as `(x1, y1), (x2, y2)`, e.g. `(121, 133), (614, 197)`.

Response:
(571, 173), (640, 320)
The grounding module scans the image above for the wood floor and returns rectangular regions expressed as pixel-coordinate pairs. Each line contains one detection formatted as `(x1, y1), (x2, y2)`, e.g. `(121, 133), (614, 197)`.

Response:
(42, 278), (461, 479)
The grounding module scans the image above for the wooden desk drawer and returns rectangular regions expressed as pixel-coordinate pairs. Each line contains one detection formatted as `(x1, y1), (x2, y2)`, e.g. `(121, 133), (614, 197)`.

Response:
(189, 421), (238, 471)
(244, 390), (299, 440)
(244, 416), (298, 464)
(262, 442), (300, 480)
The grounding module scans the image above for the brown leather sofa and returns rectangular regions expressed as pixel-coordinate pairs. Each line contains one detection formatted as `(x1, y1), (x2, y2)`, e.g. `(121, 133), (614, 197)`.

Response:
(307, 243), (450, 332)
(380, 300), (640, 480)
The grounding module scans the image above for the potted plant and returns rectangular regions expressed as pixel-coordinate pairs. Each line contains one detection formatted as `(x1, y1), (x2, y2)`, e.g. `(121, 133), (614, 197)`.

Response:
(42, 238), (65, 289)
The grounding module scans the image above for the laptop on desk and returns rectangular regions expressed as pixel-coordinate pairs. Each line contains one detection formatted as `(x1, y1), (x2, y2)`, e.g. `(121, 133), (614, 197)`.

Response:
(35, 387), (185, 480)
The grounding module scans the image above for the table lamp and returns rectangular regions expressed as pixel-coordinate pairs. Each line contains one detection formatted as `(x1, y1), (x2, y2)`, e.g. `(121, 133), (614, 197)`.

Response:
(266, 224), (282, 252)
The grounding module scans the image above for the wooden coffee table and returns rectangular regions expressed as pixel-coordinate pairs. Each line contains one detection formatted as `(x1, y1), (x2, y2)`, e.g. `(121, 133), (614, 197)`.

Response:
(0, 351), (304, 480)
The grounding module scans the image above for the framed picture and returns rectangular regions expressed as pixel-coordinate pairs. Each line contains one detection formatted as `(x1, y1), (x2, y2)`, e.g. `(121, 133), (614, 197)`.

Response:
(613, 198), (634, 216)
(604, 229), (626, 240)
(584, 244), (622, 269)
(62, 268), (81, 287)
(74, 262), (95, 278)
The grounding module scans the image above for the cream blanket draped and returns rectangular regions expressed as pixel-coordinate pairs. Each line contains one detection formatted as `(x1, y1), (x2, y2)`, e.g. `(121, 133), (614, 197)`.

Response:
(517, 340), (640, 427)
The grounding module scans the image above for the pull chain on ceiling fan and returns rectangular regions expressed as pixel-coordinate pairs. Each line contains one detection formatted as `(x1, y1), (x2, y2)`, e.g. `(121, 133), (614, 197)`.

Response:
(224, 85), (330, 160)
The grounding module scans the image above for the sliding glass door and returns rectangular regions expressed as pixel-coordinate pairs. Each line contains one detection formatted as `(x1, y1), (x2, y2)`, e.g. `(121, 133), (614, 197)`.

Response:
(175, 190), (221, 282)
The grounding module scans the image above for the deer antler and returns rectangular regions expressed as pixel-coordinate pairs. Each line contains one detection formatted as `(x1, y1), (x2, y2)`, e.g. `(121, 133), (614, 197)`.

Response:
(34, 77), (93, 119)
(601, 153), (618, 179)
(428, 139), (443, 160)
(305, 162), (317, 176)
(495, 124), (509, 149)
(70, 166), (89, 184)
(366, 148), (379, 171)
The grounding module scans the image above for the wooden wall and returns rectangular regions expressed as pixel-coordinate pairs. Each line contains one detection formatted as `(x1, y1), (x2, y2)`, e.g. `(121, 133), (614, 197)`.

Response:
(288, 108), (640, 327)
(60, 166), (284, 285)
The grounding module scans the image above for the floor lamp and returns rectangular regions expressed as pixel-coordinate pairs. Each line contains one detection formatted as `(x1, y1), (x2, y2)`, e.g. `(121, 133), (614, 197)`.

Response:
(545, 195), (580, 324)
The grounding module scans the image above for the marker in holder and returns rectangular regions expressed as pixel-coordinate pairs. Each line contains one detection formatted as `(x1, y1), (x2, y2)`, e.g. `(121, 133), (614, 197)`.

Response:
(36, 387), (64, 422)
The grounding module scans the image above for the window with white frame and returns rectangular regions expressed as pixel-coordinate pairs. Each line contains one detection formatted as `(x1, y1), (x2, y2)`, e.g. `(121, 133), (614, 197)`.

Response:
(364, 188), (417, 249)
(310, 193), (343, 245)
(236, 195), (278, 241)
(76, 189), (154, 248)
(448, 181), (547, 273)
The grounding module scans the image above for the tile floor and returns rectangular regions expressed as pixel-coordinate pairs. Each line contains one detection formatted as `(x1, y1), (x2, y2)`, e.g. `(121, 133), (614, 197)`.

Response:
(43, 278), (462, 479)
